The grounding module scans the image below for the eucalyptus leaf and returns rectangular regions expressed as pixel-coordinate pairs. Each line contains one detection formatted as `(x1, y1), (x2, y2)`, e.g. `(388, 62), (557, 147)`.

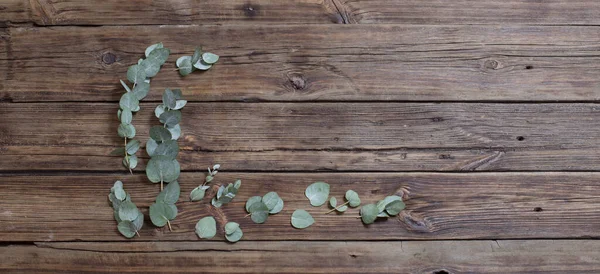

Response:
(345, 190), (361, 208)
(225, 227), (243, 243)
(248, 202), (269, 224)
(211, 197), (223, 208)
(217, 185), (225, 199)
(159, 110), (182, 127)
(193, 60), (212, 70)
(156, 181), (180, 204)
(162, 89), (177, 109)
(337, 205), (348, 212)
(262, 192), (280, 211)
(202, 52), (219, 64)
(143, 48), (170, 72)
(329, 197), (337, 208)
(145, 42), (164, 58)
(126, 140), (140, 155)
(173, 100), (187, 110)
(190, 186), (209, 201)
(132, 81), (150, 100)
(111, 180), (124, 194)
(149, 202), (177, 227)
(146, 156), (180, 183)
(149, 126), (172, 142)
(117, 221), (137, 238)
(176, 56), (193, 76)
(245, 196), (263, 212)
(360, 204), (379, 225)
(132, 212), (144, 231)
(270, 197), (284, 214)
(114, 187), (127, 201)
(117, 123), (136, 138)
(385, 200), (405, 216)
(172, 89), (183, 99)
(146, 138), (158, 156)
(205, 175), (213, 183)
(120, 107), (133, 124)
(233, 179), (241, 189)
(305, 182), (330, 207)
(191, 46), (202, 64)
(123, 155), (138, 169)
(165, 124), (181, 140)
(195, 216), (217, 239)
(153, 140), (179, 159)
(118, 200), (139, 222)
(291, 209), (314, 229)
(140, 61), (160, 79)
(120, 80), (131, 92)
(376, 196), (402, 213)
(127, 64), (147, 84)
(132, 105), (140, 112)
(225, 222), (240, 235)
(155, 104), (166, 118)
(119, 93), (139, 111)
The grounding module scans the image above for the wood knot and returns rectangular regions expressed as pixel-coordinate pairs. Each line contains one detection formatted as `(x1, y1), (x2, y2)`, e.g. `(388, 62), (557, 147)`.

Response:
(101, 52), (117, 64)
(242, 3), (258, 18)
(483, 59), (499, 70)
(399, 212), (432, 233)
(288, 74), (306, 90)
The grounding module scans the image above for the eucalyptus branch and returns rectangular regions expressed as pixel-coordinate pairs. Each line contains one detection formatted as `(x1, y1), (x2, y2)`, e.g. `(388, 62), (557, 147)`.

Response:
(189, 164), (220, 202)
(108, 181), (144, 238)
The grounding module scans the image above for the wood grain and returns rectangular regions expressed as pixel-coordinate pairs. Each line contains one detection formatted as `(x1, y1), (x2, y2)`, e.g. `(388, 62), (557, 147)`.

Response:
(2, 102), (600, 171)
(2, 240), (600, 273)
(2, 172), (600, 241)
(3, 25), (600, 102)
(3, 0), (600, 26)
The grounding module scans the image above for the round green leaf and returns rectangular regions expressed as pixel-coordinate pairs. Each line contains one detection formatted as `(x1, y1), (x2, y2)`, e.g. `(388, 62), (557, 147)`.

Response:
(167, 124), (181, 140)
(291, 209), (314, 229)
(345, 190), (361, 208)
(376, 196), (402, 213)
(119, 93), (139, 111)
(202, 52), (219, 64)
(146, 156), (180, 183)
(159, 110), (182, 127)
(142, 48), (170, 77)
(262, 192), (280, 211)
(305, 182), (330, 206)
(193, 60), (212, 70)
(120, 108), (133, 124)
(132, 211), (144, 231)
(329, 197), (337, 208)
(191, 46), (202, 64)
(127, 64), (147, 84)
(360, 204), (379, 225)
(248, 202), (269, 224)
(132, 81), (150, 100)
(118, 200), (139, 222)
(114, 187), (127, 201)
(225, 227), (243, 243)
(377, 211), (391, 218)
(145, 42), (164, 57)
(149, 202), (177, 227)
(146, 138), (158, 156)
(176, 56), (193, 76)
(117, 221), (137, 238)
(337, 205), (348, 212)
(156, 181), (180, 204)
(211, 197), (223, 208)
(123, 155), (138, 169)
(195, 216), (217, 239)
(173, 100), (187, 110)
(162, 89), (177, 109)
(385, 200), (405, 216)
(149, 126), (172, 142)
(270, 197), (284, 214)
(153, 140), (179, 159)
(117, 123), (136, 138)
(225, 222), (240, 235)
(245, 196), (262, 213)
(190, 186), (209, 202)
(155, 104), (166, 118)
(233, 179), (241, 189)
(111, 180), (124, 193)
(126, 140), (140, 155)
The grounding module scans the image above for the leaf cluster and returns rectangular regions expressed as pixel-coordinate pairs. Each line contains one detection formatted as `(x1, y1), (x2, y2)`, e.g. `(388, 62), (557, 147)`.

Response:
(212, 180), (241, 208)
(328, 190), (361, 213)
(292, 182), (362, 229)
(245, 191), (284, 224)
(116, 43), (170, 172)
(108, 181), (143, 238)
(190, 164), (220, 202)
(176, 47), (219, 76)
(360, 195), (405, 225)
(149, 181), (180, 230)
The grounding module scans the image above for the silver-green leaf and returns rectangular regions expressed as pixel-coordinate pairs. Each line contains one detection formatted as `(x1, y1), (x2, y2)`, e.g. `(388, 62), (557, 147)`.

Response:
(360, 204), (379, 225)
(117, 221), (137, 238)
(117, 123), (136, 138)
(159, 110), (182, 127)
(149, 202), (177, 227)
(345, 190), (361, 208)
(126, 140), (140, 155)
(162, 89), (177, 109)
(132, 81), (150, 100)
(156, 181), (180, 204)
(119, 93), (139, 111)
(118, 200), (139, 222)
(202, 52), (219, 64)
(149, 126), (172, 142)
(176, 56), (193, 76)
(305, 182), (330, 207)
(225, 227), (243, 243)
(291, 209), (314, 229)
(127, 64), (147, 84)
(225, 222), (240, 235)
(262, 192), (280, 212)
(195, 216), (217, 239)
(146, 156), (180, 183)
(190, 185), (210, 202)
(145, 42), (164, 58)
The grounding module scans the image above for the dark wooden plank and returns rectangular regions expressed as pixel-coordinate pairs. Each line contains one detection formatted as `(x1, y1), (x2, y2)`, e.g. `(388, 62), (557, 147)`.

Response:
(2, 102), (600, 171)
(3, 240), (600, 273)
(2, 172), (600, 241)
(3, 25), (600, 102)
(3, 0), (600, 26)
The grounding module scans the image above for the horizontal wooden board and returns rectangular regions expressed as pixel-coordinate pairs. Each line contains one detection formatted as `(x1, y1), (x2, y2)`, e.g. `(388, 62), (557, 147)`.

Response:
(3, 25), (600, 102)
(2, 172), (600, 241)
(2, 102), (600, 171)
(3, 240), (600, 273)
(3, 0), (600, 26)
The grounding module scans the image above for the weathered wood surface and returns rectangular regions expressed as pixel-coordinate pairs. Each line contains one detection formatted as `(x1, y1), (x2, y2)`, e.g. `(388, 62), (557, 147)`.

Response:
(2, 102), (600, 171)
(3, 240), (600, 273)
(2, 172), (600, 241)
(3, 25), (600, 102)
(3, 0), (600, 26)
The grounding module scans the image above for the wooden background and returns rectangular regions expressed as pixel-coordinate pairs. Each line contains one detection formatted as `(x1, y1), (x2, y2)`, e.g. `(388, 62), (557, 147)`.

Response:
(2, 0), (600, 273)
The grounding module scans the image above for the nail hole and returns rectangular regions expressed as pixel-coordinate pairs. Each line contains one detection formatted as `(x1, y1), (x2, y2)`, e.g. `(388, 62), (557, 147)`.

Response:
(533, 207), (543, 212)
(525, 65), (533, 70)
(516, 136), (525, 141)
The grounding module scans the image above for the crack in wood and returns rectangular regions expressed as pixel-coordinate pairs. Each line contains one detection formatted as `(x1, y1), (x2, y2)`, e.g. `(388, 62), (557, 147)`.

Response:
(323, 0), (357, 24)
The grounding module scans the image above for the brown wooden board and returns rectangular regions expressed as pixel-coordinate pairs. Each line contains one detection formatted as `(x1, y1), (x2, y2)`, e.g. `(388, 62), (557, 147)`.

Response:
(3, 0), (600, 26)
(2, 102), (600, 171)
(2, 25), (600, 102)
(3, 240), (600, 273)
(2, 172), (600, 242)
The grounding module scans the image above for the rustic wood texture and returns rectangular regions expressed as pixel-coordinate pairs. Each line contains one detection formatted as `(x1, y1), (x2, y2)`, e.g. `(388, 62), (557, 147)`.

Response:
(2, 240), (600, 273)
(3, 0), (600, 26)
(2, 172), (600, 241)
(2, 102), (600, 171)
(3, 25), (600, 102)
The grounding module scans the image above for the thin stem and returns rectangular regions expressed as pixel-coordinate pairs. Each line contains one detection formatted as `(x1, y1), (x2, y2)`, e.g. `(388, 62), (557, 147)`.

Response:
(167, 220), (172, 231)
(161, 179), (164, 191)
(325, 201), (350, 214)
(135, 231), (140, 237)
(124, 138), (132, 175)
(244, 213), (251, 218)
